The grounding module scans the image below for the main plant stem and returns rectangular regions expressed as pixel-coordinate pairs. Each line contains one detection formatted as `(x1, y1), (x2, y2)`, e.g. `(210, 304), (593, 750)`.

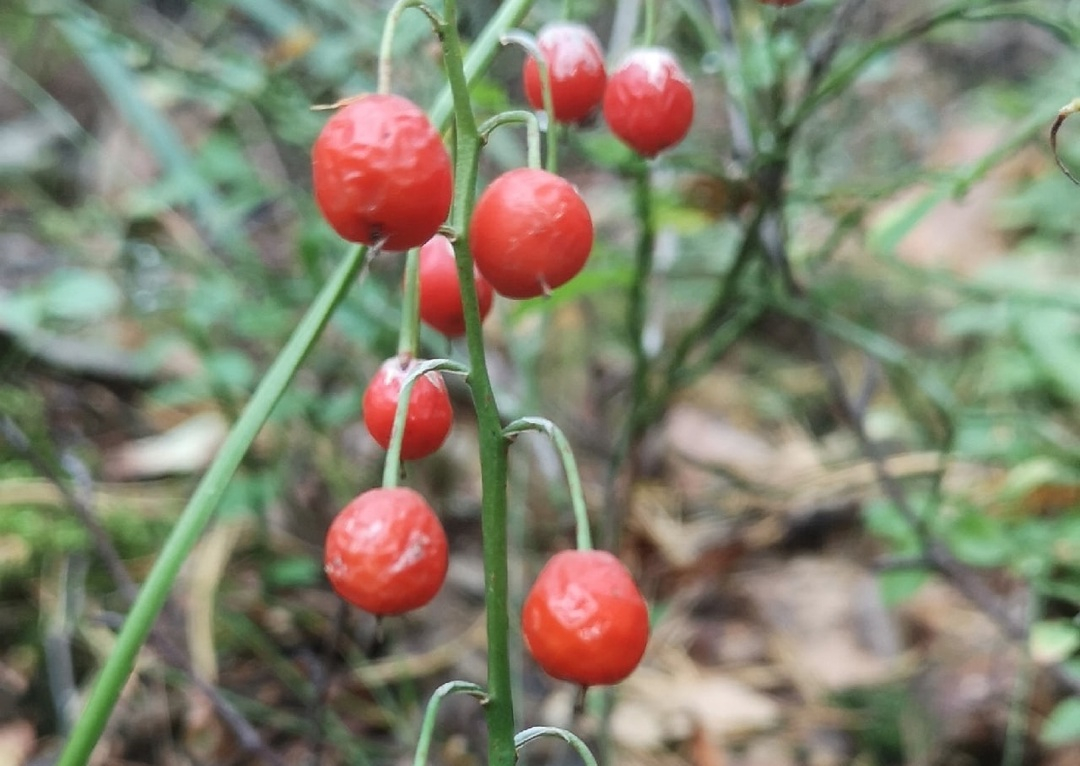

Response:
(441, 2), (517, 763)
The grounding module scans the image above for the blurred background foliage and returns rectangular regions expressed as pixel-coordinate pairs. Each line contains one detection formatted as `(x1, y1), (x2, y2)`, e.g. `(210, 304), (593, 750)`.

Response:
(5, 0), (1080, 764)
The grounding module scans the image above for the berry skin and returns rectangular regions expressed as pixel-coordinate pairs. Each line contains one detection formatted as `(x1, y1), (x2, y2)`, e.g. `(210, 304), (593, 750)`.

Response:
(521, 549), (650, 687)
(324, 487), (448, 615)
(312, 94), (452, 251)
(362, 357), (453, 460)
(469, 168), (593, 300)
(522, 22), (607, 124)
(418, 235), (495, 337)
(603, 48), (695, 157)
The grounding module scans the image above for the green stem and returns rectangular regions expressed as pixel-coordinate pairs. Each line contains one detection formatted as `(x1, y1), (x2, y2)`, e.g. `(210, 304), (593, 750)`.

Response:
(55, 244), (374, 766)
(381, 358), (469, 488)
(478, 109), (543, 170)
(641, 0), (656, 47)
(441, 2), (518, 763)
(398, 247), (422, 357)
(413, 681), (488, 766)
(503, 417), (592, 551)
(377, 0), (444, 95)
(501, 29), (558, 174)
(514, 726), (599, 766)
(427, 0), (535, 130)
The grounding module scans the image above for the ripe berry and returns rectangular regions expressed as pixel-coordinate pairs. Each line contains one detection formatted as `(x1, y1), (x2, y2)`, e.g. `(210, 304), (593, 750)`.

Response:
(362, 357), (453, 460)
(603, 48), (694, 157)
(521, 549), (650, 687)
(417, 235), (495, 337)
(469, 168), (593, 299)
(522, 22), (607, 124)
(312, 94), (452, 251)
(324, 487), (448, 615)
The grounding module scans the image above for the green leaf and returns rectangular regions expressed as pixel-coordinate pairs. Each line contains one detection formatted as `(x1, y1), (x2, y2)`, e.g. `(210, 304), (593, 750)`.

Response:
(42, 269), (122, 322)
(262, 555), (321, 588)
(204, 350), (257, 392)
(868, 186), (949, 257)
(944, 508), (1012, 568)
(1030, 620), (1080, 665)
(1041, 698), (1080, 747)
(1015, 308), (1080, 403)
(877, 569), (930, 607)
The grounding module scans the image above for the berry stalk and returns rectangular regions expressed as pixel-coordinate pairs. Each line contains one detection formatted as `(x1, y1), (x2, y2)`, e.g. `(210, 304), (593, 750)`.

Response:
(503, 417), (593, 551)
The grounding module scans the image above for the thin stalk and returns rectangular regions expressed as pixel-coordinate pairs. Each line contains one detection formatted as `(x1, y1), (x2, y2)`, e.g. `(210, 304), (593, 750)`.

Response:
(514, 726), (599, 766)
(478, 110), (543, 170)
(381, 358), (469, 488)
(412, 682), (488, 766)
(1051, 98), (1080, 185)
(500, 30), (559, 174)
(641, 0), (656, 46)
(441, 1), (518, 762)
(378, 0), (444, 95)
(55, 244), (374, 766)
(398, 247), (422, 357)
(503, 417), (592, 551)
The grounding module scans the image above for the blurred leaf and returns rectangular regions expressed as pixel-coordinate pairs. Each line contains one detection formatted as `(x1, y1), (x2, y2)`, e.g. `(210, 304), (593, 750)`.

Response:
(1041, 698), (1080, 747)
(863, 498), (921, 552)
(1030, 620), (1080, 665)
(262, 555), (321, 588)
(53, 9), (228, 235)
(943, 506), (1011, 568)
(868, 187), (949, 257)
(204, 349), (257, 392)
(1014, 307), (1080, 403)
(0, 292), (43, 334)
(877, 568), (930, 607)
(314, 388), (361, 428)
(42, 269), (123, 322)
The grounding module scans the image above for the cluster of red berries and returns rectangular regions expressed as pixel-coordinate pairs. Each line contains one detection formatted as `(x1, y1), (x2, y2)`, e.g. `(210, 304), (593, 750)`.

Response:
(310, 19), (665, 689)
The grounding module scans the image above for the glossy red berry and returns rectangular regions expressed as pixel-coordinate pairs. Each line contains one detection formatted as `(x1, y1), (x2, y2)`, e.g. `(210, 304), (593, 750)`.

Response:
(324, 487), (448, 615)
(312, 94), (453, 251)
(522, 22), (607, 124)
(522, 549), (650, 687)
(362, 357), (453, 460)
(417, 235), (495, 337)
(603, 48), (694, 157)
(469, 168), (593, 299)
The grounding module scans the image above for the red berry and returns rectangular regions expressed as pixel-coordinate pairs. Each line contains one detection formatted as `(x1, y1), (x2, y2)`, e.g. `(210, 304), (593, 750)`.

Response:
(324, 487), (448, 615)
(362, 357), (453, 460)
(312, 94), (452, 251)
(469, 168), (593, 299)
(603, 48), (694, 157)
(522, 22), (607, 124)
(521, 549), (650, 687)
(417, 235), (495, 337)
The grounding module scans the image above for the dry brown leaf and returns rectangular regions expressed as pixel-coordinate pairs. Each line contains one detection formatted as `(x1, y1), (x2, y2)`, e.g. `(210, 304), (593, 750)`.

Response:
(613, 666), (782, 752)
(741, 557), (902, 695)
(0, 720), (35, 766)
(104, 410), (228, 480)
